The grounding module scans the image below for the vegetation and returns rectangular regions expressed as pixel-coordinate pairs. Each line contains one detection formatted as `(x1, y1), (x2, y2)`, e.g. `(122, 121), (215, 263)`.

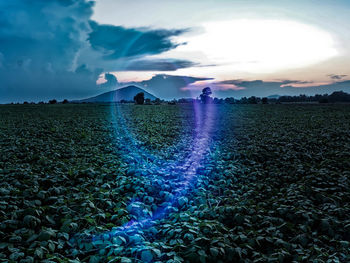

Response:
(276, 91), (350, 103)
(145, 98), (151, 105)
(200, 87), (213, 104)
(176, 90), (350, 105)
(134, 92), (145, 105)
(0, 103), (349, 262)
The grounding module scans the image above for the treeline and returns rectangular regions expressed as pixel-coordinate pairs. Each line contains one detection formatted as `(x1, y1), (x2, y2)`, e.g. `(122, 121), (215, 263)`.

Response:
(174, 90), (350, 104)
(11, 90), (350, 105)
(12, 99), (68, 105)
(277, 91), (350, 103)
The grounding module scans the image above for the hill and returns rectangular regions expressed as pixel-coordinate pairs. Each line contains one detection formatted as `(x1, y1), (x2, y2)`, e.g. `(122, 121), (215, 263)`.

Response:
(79, 85), (157, 103)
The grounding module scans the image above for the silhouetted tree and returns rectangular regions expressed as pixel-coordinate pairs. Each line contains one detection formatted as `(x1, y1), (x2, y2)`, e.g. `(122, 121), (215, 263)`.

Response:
(262, 97), (268, 104)
(145, 98), (151, 105)
(200, 87), (213, 104)
(240, 97), (248, 104)
(154, 98), (161, 105)
(328, 91), (350, 102)
(23, 101), (28, 104)
(134, 92), (144, 104)
(213, 97), (224, 104)
(49, 99), (57, 104)
(62, 99), (69, 104)
(224, 97), (235, 104)
(248, 96), (258, 104)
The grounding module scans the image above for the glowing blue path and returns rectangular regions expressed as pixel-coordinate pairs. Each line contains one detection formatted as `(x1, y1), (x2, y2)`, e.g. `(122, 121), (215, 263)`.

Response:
(71, 102), (218, 261)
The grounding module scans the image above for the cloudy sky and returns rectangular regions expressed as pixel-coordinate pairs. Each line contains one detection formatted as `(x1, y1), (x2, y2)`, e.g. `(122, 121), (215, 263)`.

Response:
(1, 0), (350, 102)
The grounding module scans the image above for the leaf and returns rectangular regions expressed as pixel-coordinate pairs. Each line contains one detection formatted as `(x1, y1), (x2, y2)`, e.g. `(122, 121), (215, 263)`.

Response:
(89, 255), (100, 263)
(141, 249), (153, 263)
(34, 247), (43, 259)
(210, 247), (219, 258)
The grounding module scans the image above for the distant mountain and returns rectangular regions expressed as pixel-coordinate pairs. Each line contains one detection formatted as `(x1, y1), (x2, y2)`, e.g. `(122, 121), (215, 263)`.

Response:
(79, 85), (157, 103)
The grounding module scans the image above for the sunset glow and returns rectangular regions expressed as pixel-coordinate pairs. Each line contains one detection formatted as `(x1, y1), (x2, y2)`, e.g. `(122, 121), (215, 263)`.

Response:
(174, 19), (338, 74)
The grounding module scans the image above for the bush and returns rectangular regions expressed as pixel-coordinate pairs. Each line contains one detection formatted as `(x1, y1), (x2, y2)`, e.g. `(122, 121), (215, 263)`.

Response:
(145, 98), (151, 105)
(49, 99), (57, 104)
(62, 99), (69, 104)
(262, 97), (268, 104)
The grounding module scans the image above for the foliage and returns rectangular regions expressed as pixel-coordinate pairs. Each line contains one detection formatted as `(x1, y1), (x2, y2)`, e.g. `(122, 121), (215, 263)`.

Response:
(134, 92), (144, 105)
(0, 104), (349, 262)
(200, 87), (213, 104)
(278, 90), (350, 103)
(154, 98), (161, 105)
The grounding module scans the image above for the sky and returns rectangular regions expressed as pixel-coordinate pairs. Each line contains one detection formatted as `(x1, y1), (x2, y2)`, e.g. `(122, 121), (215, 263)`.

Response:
(1, 0), (350, 102)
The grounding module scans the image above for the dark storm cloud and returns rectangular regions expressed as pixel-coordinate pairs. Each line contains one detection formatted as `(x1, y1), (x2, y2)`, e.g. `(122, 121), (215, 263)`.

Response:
(122, 59), (196, 71)
(89, 21), (187, 60)
(0, 0), (192, 103)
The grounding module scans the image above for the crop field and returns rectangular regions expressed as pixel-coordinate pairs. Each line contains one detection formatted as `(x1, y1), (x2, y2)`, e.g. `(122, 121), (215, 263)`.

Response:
(0, 104), (350, 263)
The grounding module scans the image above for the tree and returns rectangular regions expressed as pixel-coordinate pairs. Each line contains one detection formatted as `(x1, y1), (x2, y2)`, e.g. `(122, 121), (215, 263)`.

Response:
(213, 98), (224, 104)
(262, 97), (268, 104)
(145, 98), (151, 105)
(49, 99), (57, 104)
(248, 96), (258, 104)
(200, 87), (213, 104)
(240, 97), (248, 104)
(134, 92), (144, 104)
(224, 97), (235, 104)
(154, 98), (161, 105)
(328, 91), (350, 103)
(62, 99), (69, 104)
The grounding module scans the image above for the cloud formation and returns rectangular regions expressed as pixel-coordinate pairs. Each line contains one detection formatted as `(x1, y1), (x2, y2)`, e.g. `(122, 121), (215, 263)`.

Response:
(185, 79), (350, 98)
(122, 59), (196, 71)
(88, 21), (187, 60)
(0, 0), (192, 102)
(328, 74), (348, 80)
